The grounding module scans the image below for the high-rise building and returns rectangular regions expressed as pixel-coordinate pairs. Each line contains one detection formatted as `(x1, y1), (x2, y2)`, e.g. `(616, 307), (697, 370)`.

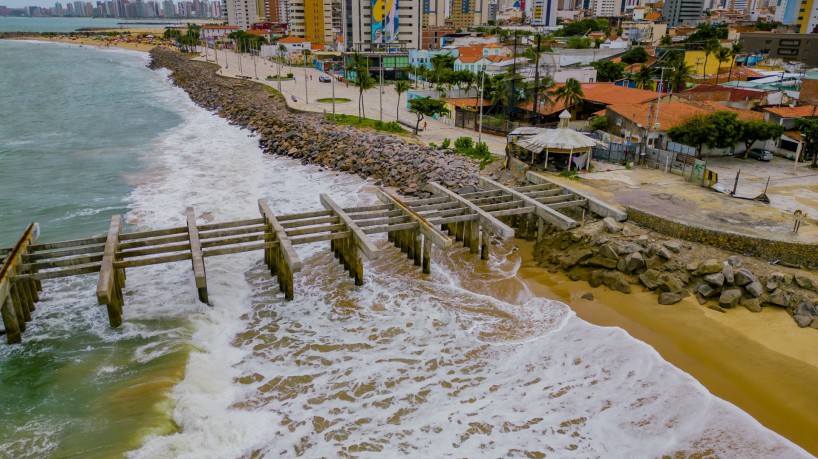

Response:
(288, 0), (332, 43)
(530, 0), (556, 25)
(450, 0), (490, 28)
(662, 0), (704, 26)
(591, 0), (622, 16)
(226, 0), (259, 28)
(342, 0), (421, 51)
(774, 0), (798, 24)
(422, 0), (447, 26)
(796, 0), (818, 32)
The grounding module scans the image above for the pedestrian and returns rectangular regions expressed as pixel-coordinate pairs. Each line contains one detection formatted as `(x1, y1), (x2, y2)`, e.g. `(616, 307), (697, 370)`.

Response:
(423, 121), (427, 131)
(310, 75), (313, 80)
(793, 210), (804, 234)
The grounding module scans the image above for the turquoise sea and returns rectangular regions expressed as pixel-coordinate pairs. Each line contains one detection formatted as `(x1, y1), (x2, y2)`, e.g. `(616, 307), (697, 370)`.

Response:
(0, 17), (186, 33)
(0, 37), (813, 458)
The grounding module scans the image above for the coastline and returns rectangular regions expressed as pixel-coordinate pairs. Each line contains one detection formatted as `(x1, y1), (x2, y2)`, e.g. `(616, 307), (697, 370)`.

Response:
(4, 33), (159, 52)
(514, 240), (818, 455)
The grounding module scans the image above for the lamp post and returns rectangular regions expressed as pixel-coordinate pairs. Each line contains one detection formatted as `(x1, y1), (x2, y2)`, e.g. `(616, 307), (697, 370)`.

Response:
(651, 67), (673, 149)
(379, 58), (384, 122)
(304, 49), (309, 104)
(478, 69), (486, 144)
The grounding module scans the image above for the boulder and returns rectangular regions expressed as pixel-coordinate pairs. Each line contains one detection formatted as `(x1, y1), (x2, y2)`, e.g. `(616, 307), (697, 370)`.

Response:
(719, 288), (742, 309)
(587, 257), (619, 269)
(686, 262), (699, 272)
(645, 255), (665, 270)
(727, 255), (743, 268)
(603, 217), (622, 233)
(637, 235), (650, 247)
(589, 270), (605, 288)
(658, 273), (685, 294)
(581, 292), (594, 301)
(793, 315), (813, 328)
(721, 264), (734, 285)
(621, 225), (639, 237)
(625, 252), (646, 273)
(662, 240), (682, 253)
(658, 292), (683, 305)
(598, 244), (619, 260)
(656, 246), (675, 260)
(695, 293), (708, 305)
(795, 302), (817, 317)
(745, 281), (764, 298)
(740, 297), (763, 313)
(617, 243), (642, 255)
(698, 259), (723, 275)
(734, 269), (758, 286)
(811, 318), (818, 329)
(639, 269), (662, 290)
(795, 275), (815, 291)
(697, 283), (718, 298)
(708, 305), (727, 313)
(617, 259), (628, 272)
(766, 272), (785, 292)
(783, 274), (794, 286)
(767, 289), (790, 307)
(560, 248), (593, 269)
(603, 271), (632, 293)
(704, 273), (725, 287)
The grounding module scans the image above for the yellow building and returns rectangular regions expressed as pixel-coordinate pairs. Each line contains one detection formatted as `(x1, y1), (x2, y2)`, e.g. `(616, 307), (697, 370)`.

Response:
(684, 49), (737, 77)
(797, 0), (817, 33)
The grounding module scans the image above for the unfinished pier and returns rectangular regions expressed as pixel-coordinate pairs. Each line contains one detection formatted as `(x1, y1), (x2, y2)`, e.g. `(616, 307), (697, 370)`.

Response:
(1, 181), (622, 344)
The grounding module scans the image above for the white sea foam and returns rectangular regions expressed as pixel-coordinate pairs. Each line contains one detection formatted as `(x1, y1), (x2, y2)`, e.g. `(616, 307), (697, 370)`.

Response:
(110, 69), (815, 458)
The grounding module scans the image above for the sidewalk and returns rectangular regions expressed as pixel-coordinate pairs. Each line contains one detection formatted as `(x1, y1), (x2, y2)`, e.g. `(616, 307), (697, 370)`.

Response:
(193, 48), (509, 156)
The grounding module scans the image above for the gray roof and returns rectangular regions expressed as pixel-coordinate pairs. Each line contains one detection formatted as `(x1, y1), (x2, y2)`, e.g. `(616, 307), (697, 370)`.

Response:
(516, 128), (602, 152)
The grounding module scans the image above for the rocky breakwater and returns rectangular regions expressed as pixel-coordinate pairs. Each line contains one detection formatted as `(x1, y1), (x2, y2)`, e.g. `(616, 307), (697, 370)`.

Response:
(535, 217), (818, 330)
(147, 47), (478, 195)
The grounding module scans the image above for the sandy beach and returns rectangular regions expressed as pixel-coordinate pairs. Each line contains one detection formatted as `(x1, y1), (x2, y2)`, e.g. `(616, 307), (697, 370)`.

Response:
(512, 240), (818, 455)
(13, 30), (168, 52)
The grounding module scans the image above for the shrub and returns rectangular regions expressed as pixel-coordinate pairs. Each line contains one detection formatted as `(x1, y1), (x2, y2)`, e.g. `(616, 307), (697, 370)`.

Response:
(441, 138), (451, 149)
(559, 169), (580, 180)
(287, 72), (294, 78)
(454, 136), (474, 152)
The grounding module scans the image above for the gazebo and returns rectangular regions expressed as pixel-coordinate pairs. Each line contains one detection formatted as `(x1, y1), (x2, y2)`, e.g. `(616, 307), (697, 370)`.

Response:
(514, 111), (601, 171)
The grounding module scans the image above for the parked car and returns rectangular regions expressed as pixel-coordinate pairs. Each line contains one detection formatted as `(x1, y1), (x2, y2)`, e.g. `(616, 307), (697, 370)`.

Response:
(318, 75), (332, 83)
(747, 148), (773, 161)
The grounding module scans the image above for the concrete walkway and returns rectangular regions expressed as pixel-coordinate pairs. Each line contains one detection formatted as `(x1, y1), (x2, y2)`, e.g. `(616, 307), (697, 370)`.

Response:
(193, 48), (509, 155)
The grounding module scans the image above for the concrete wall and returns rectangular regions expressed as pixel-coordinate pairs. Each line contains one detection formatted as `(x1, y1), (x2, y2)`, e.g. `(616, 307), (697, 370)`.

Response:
(627, 207), (817, 266)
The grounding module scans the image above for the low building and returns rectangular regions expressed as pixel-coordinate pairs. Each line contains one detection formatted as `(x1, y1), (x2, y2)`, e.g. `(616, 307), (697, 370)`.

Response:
(761, 105), (818, 159)
(739, 33), (818, 66)
(679, 84), (770, 110)
(200, 25), (240, 40)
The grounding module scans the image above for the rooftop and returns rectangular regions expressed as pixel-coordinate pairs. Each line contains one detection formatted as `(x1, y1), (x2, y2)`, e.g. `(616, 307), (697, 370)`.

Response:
(279, 36), (308, 44)
(444, 98), (492, 108)
(763, 106), (818, 118)
(682, 84), (768, 102)
(607, 100), (763, 131)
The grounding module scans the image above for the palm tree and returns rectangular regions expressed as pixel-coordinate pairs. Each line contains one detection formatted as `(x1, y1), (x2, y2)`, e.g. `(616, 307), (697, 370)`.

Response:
(459, 71), (476, 96)
(660, 34), (672, 46)
(633, 64), (654, 90)
(406, 63), (418, 87)
(553, 78), (584, 119)
(491, 72), (526, 118)
(726, 42), (743, 83)
(349, 52), (375, 121)
(714, 47), (731, 84)
(702, 39), (721, 81)
(525, 74), (555, 117)
(394, 80), (410, 122)
(667, 59), (694, 93)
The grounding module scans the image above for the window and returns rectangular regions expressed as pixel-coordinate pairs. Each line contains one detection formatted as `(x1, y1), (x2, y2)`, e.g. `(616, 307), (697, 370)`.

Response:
(780, 39), (801, 46)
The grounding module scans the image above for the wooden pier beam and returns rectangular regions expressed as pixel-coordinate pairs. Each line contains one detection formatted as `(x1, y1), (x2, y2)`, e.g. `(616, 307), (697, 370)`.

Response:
(96, 215), (124, 327)
(186, 207), (209, 305)
(259, 200), (303, 300)
(477, 177), (578, 231)
(427, 182), (515, 242)
(1, 223), (41, 343)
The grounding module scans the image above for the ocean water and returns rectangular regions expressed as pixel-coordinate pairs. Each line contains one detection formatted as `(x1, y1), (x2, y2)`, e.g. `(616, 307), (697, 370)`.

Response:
(0, 17), (184, 33)
(0, 40), (812, 458)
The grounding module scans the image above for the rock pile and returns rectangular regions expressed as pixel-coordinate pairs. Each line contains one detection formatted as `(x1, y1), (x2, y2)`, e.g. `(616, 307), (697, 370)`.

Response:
(147, 47), (478, 195)
(537, 217), (818, 330)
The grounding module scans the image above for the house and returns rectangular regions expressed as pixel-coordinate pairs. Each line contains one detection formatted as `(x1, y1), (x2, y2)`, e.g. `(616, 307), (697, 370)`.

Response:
(680, 85), (770, 110)
(518, 82), (663, 123)
(277, 36), (312, 55)
(762, 106), (818, 158)
(200, 25), (240, 40)
(454, 54), (516, 74)
(605, 99), (763, 153)
(245, 29), (272, 43)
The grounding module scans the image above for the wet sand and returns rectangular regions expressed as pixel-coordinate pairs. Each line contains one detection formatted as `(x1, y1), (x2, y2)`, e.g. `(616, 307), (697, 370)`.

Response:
(514, 241), (818, 456)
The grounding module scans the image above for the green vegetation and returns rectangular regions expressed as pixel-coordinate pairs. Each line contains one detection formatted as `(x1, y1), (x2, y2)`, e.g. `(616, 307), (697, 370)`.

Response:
(795, 119), (818, 168)
(441, 138), (451, 149)
(453, 137), (493, 169)
(394, 80), (410, 123)
(347, 52), (376, 122)
(566, 37), (593, 49)
(559, 169), (580, 180)
(739, 120), (784, 159)
(667, 111), (742, 159)
(589, 116), (608, 132)
(592, 61), (626, 82)
(755, 21), (781, 31)
(632, 64), (654, 90)
(555, 18), (610, 37)
(685, 24), (728, 43)
(621, 46), (648, 64)
(408, 97), (449, 135)
(266, 75), (294, 81)
(553, 78), (584, 118)
(324, 114), (409, 135)
(316, 97), (351, 103)
(228, 30), (267, 50)
(163, 23), (200, 52)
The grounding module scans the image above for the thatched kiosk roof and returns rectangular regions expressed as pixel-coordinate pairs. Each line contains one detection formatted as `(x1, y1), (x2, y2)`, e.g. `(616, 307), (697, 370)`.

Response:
(516, 127), (601, 154)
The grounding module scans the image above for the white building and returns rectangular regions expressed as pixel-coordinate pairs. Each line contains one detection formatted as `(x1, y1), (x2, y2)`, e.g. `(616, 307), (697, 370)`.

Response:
(225, 0), (258, 29)
(591, 0), (622, 16)
(530, 0), (557, 26)
(200, 24), (240, 39)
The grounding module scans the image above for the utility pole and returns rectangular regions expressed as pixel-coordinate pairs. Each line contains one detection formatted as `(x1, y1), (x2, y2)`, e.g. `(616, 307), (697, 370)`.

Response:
(277, 47), (282, 92)
(332, 64), (336, 117)
(478, 69), (486, 144)
(379, 60), (384, 121)
(533, 34), (541, 125)
(651, 67), (672, 150)
(510, 30), (518, 119)
(304, 49), (309, 104)
(237, 39), (243, 76)
(252, 41), (258, 80)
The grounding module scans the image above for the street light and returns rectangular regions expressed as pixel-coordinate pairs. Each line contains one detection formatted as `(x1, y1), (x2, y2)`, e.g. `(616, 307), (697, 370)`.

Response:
(478, 68), (486, 144)
(303, 49), (309, 104)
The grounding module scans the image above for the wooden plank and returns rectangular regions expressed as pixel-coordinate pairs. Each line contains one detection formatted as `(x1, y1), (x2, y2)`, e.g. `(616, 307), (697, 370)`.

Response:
(427, 182), (515, 241)
(13, 264), (102, 281)
(489, 206), (536, 217)
(118, 233), (190, 251)
(536, 194), (576, 205)
(522, 188), (563, 199)
(361, 222), (418, 235)
(376, 189), (453, 249)
(512, 184), (558, 192)
(343, 204), (393, 213)
(276, 209), (333, 222)
(406, 201), (462, 212)
(200, 234), (272, 248)
(478, 177), (578, 231)
(118, 226), (187, 241)
(349, 209), (402, 220)
(186, 207), (208, 304)
(526, 171), (627, 221)
(290, 230), (352, 245)
(417, 207), (472, 219)
(428, 214), (483, 226)
(402, 196), (450, 206)
(320, 194), (381, 260)
(458, 189), (505, 199)
(119, 242), (191, 258)
(285, 223), (346, 237)
(355, 216), (410, 228)
(29, 236), (107, 251)
(198, 218), (265, 231)
(550, 199), (588, 209)
(280, 216), (339, 229)
(23, 254), (104, 271)
(95, 215), (122, 319)
(258, 200), (304, 272)
(24, 243), (105, 261)
(202, 241), (279, 257)
(199, 225), (267, 240)
(479, 200), (525, 213)
(114, 252), (192, 269)
(1, 224), (38, 338)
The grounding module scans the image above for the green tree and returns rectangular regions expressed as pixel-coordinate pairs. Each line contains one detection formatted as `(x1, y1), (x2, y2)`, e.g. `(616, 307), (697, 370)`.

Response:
(553, 78), (584, 118)
(667, 111), (743, 159)
(589, 115), (608, 131)
(726, 42), (743, 83)
(349, 52), (375, 121)
(566, 37), (593, 49)
(667, 57), (694, 93)
(633, 64), (654, 90)
(738, 120), (784, 159)
(429, 53), (455, 83)
(795, 118), (818, 168)
(621, 46), (648, 64)
(714, 47), (732, 83)
(524, 74), (555, 116)
(454, 70), (476, 94)
(408, 97), (449, 134)
(702, 39), (721, 78)
(491, 72), (526, 117)
(686, 24), (728, 43)
(660, 34), (673, 46)
(592, 60), (626, 82)
(556, 18), (609, 36)
(394, 80), (410, 123)
(755, 21), (781, 31)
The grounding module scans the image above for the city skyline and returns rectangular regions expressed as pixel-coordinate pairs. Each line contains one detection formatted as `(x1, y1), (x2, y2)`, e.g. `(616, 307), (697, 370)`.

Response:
(0, 0), (207, 10)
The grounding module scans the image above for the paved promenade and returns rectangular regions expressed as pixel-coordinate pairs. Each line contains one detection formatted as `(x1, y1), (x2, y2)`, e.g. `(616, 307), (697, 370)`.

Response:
(193, 48), (509, 155)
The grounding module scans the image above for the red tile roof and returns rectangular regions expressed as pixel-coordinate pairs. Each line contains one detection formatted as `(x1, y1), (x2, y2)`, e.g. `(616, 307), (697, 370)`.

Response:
(763, 106), (818, 118)
(518, 83), (663, 116)
(456, 46), (485, 58)
(278, 36), (308, 44)
(682, 84), (767, 102)
(444, 98), (492, 108)
(607, 100), (763, 131)
(202, 25), (239, 29)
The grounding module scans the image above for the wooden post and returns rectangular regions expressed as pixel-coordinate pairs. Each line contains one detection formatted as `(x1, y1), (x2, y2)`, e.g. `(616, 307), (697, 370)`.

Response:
(481, 226), (491, 260)
(259, 200), (303, 301)
(468, 220), (479, 254)
(537, 217), (546, 243)
(0, 296), (21, 344)
(186, 207), (209, 305)
(407, 231), (416, 260)
(413, 232), (422, 266)
(422, 236), (432, 274)
(96, 215), (123, 328)
(10, 284), (29, 325)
